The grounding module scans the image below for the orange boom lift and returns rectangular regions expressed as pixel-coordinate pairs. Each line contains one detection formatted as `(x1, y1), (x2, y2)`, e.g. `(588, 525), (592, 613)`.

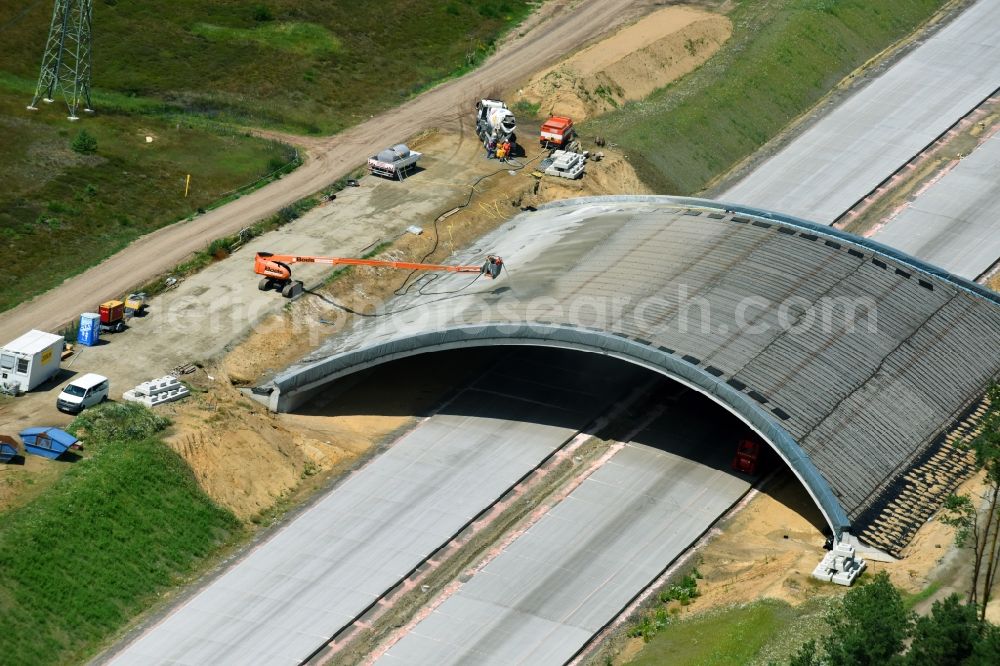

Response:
(254, 251), (504, 298)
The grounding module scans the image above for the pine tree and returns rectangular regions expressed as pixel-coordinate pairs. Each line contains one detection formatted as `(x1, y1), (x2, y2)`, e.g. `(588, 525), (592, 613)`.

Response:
(904, 595), (979, 665)
(821, 571), (911, 665)
(71, 129), (97, 155)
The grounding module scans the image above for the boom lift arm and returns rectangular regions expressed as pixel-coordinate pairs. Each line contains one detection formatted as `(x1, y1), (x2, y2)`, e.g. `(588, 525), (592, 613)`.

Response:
(254, 251), (504, 298)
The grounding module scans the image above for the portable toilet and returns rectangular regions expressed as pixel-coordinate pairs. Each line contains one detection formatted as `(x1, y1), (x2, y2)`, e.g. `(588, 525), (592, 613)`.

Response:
(77, 312), (100, 347)
(0, 329), (64, 393)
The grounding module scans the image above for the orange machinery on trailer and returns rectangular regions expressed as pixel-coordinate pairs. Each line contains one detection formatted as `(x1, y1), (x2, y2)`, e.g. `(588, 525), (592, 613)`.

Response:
(253, 252), (504, 298)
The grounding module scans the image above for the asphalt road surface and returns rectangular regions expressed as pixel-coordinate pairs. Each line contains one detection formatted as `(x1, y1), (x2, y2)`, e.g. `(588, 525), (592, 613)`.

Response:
(377, 392), (751, 665)
(103, 350), (649, 665)
(0, 0), (658, 341)
(723, 0), (1000, 228)
(873, 130), (1000, 280)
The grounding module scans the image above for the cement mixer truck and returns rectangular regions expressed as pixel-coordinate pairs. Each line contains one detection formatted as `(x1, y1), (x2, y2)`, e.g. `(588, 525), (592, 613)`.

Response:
(476, 99), (517, 152)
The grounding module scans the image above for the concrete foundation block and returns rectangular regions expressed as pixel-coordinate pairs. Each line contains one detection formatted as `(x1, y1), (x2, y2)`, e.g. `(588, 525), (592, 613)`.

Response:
(123, 375), (191, 407)
(812, 539), (867, 586)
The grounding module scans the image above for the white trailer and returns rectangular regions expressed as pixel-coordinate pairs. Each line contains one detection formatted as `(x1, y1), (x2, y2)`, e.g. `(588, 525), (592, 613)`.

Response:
(368, 144), (422, 180)
(0, 330), (64, 394)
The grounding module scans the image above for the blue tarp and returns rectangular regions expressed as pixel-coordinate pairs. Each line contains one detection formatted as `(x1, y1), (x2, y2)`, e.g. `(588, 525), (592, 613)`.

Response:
(20, 427), (78, 460)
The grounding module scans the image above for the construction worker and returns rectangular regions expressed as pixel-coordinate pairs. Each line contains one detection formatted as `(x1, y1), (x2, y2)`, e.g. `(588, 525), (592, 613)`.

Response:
(502, 140), (512, 160)
(487, 138), (497, 159)
(495, 143), (506, 161)
(482, 255), (503, 279)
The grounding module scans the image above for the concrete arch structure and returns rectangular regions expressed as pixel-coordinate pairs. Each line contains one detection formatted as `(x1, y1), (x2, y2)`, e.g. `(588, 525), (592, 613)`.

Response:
(254, 196), (1000, 542)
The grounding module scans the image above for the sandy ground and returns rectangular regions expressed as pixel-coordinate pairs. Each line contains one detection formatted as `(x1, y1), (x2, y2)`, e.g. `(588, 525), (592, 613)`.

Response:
(0, 0), (667, 343)
(0, 124), (649, 518)
(517, 5), (731, 121)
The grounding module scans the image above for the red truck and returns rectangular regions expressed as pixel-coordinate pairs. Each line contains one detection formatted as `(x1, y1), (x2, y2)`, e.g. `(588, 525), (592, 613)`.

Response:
(539, 115), (575, 148)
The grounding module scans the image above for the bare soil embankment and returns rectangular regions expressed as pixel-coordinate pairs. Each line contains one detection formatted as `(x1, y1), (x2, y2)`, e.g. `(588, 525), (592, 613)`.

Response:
(517, 6), (731, 121)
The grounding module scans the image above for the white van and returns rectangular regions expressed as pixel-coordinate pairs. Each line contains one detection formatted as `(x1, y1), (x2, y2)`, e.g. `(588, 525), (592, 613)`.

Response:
(57, 373), (110, 414)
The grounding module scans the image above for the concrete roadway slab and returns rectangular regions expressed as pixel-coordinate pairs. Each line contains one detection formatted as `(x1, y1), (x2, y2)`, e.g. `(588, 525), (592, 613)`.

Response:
(378, 400), (751, 666)
(106, 350), (648, 665)
(723, 0), (1000, 225)
(873, 131), (1000, 279)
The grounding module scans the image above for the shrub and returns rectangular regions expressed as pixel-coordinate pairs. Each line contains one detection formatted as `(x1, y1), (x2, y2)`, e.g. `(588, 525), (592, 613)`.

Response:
(207, 237), (232, 259)
(252, 4), (274, 22)
(69, 401), (170, 444)
(659, 572), (701, 605)
(278, 205), (301, 223)
(71, 129), (97, 154)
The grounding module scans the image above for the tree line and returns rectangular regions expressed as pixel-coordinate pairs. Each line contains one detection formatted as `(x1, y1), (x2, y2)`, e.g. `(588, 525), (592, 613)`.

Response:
(783, 382), (1000, 665)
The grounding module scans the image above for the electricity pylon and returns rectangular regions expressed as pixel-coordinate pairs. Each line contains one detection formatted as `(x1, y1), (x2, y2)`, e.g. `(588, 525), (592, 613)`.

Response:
(27, 0), (93, 120)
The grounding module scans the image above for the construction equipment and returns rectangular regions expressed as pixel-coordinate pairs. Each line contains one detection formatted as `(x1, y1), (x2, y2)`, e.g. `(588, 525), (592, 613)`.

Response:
(99, 300), (126, 333)
(731, 439), (761, 475)
(540, 115), (575, 148)
(476, 99), (517, 148)
(124, 293), (146, 319)
(254, 252), (504, 298)
(368, 144), (422, 180)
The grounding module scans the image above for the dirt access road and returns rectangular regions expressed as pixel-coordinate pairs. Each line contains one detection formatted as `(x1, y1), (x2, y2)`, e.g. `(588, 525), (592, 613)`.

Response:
(0, 0), (661, 343)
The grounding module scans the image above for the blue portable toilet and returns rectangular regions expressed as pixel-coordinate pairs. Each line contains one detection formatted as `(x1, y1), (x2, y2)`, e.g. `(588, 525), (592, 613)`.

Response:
(20, 427), (79, 460)
(77, 312), (100, 347)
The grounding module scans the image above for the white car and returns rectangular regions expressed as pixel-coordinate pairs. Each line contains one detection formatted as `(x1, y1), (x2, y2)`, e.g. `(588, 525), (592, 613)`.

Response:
(56, 373), (110, 414)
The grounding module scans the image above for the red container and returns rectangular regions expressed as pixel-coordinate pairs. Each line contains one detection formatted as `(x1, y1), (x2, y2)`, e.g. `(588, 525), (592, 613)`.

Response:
(99, 300), (124, 325)
(540, 115), (574, 147)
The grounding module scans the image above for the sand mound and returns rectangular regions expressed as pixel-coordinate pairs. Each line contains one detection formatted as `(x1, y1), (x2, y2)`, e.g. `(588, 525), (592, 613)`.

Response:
(518, 6), (731, 121)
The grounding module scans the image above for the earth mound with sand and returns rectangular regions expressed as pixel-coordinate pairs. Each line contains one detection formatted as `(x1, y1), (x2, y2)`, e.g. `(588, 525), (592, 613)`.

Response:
(517, 6), (731, 121)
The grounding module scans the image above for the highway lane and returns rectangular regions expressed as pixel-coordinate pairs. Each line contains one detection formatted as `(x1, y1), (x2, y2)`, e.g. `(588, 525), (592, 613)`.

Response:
(377, 391), (752, 665)
(104, 349), (649, 665)
(723, 0), (1000, 226)
(873, 130), (1000, 280)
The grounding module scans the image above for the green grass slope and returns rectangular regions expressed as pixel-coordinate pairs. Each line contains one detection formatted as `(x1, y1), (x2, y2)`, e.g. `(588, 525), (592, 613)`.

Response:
(587, 0), (948, 194)
(628, 598), (834, 666)
(0, 87), (295, 313)
(0, 403), (241, 666)
(0, 0), (534, 134)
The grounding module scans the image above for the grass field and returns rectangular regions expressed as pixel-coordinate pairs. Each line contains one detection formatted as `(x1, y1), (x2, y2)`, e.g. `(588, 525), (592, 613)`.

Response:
(627, 598), (835, 666)
(0, 0), (534, 134)
(0, 404), (241, 666)
(587, 0), (949, 194)
(0, 0), (535, 314)
(0, 86), (295, 313)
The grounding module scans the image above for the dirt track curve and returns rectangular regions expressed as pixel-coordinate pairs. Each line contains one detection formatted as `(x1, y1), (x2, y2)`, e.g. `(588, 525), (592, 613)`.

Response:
(0, 0), (658, 342)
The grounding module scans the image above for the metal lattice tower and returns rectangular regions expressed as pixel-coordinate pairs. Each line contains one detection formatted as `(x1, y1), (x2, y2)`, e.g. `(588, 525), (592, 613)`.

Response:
(27, 0), (93, 120)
